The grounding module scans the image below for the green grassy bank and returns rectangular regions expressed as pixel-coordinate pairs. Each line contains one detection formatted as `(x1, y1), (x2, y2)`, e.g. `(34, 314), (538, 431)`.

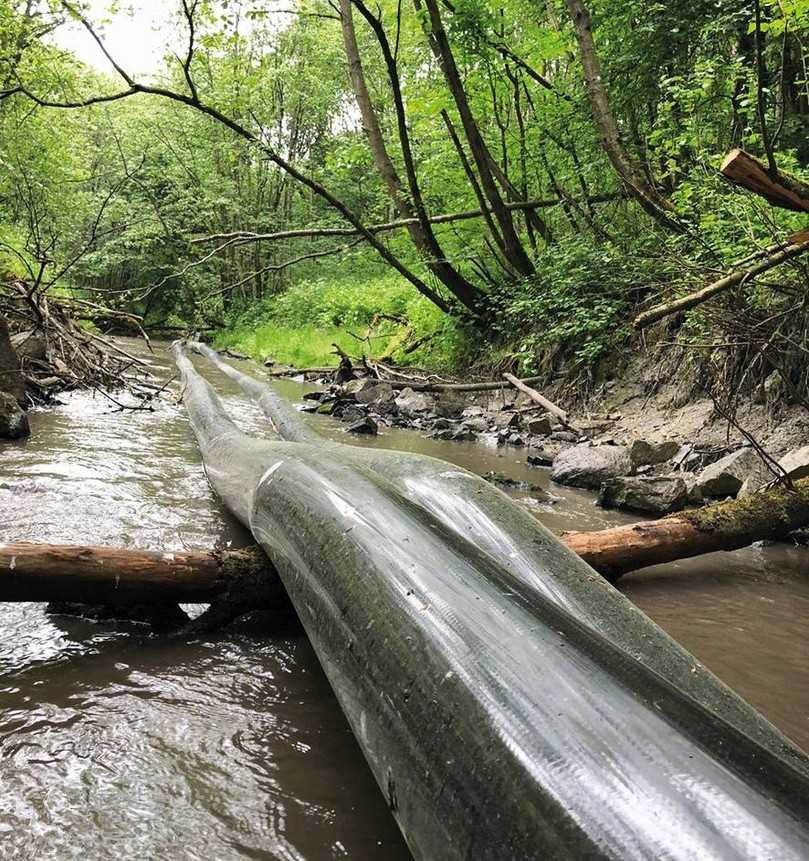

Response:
(214, 274), (472, 371)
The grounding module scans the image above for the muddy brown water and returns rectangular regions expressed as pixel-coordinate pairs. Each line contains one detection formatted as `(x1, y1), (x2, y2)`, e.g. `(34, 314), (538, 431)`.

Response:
(1, 340), (807, 860)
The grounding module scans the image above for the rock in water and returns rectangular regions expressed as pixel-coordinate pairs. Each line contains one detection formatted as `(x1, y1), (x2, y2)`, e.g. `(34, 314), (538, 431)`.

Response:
(551, 444), (632, 489)
(354, 381), (395, 405)
(346, 417), (378, 435)
(0, 392), (30, 439)
(697, 447), (762, 498)
(598, 475), (689, 514)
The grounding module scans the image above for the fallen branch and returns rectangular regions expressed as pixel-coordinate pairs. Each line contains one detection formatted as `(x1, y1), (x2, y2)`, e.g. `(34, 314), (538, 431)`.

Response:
(720, 148), (809, 212)
(503, 372), (582, 435)
(564, 477), (809, 579)
(634, 228), (809, 329)
(192, 194), (619, 246)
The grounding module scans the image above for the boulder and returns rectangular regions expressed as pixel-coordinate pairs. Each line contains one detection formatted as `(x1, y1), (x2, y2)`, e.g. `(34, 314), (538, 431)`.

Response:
(0, 391), (30, 439)
(355, 381), (395, 405)
(346, 417), (378, 435)
(551, 444), (632, 490)
(340, 405), (367, 424)
(629, 439), (680, 469)
(525, 414), (552, 436)
(0, 316), (25, 403)
(527, 451), (554, 468)
(433, 393), (465, 419)
(493, 411), (521, 430)
(696, 447), (761, 498)
(598, 475), (689, 515)
(461, 416), (489, 434)
(778, 445), (809, 481)
(394, 386), (433, 415)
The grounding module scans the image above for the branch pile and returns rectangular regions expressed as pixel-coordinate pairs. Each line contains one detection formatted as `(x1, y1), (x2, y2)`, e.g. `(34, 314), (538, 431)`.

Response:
(1, 276), (154, 401)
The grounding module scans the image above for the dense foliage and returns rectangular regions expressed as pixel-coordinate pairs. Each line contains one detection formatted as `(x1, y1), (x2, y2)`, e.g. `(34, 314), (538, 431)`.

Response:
(1, 0), (808, 386)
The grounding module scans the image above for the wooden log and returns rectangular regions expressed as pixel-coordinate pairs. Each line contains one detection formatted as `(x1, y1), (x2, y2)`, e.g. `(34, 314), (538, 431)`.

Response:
(634, 227), (809, 329)
(503, 372), (583, 434)
(563, 477), (809, 579)
(720, 149), (809, 212)
(0, 542), (279, 604)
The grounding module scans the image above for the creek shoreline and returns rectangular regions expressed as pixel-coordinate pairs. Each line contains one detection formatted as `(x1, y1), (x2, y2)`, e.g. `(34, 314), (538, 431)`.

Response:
(277, 358), (809, 525)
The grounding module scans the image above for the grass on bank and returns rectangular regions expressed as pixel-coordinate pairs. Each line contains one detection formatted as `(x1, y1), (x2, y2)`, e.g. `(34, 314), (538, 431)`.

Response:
(215, 274), (470, 370)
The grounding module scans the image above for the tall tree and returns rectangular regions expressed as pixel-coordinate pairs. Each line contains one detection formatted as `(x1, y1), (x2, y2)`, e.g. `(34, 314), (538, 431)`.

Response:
(565, 0), (682, 232)
(339, 0), (483, 312)
(418, 0), (536, 276)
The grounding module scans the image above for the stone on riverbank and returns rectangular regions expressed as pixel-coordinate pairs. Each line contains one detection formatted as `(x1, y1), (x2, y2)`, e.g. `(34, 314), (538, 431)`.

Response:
(598, 475), (689, 514)
(697, 447), (762, 498)
(346, 416), (378, 435)
(394, 386), (433, 415)
(525, 414), (553, 436)
(629, 439), (680, 469)
(0, 392), (30, 439)
(551, 444), (632, 489)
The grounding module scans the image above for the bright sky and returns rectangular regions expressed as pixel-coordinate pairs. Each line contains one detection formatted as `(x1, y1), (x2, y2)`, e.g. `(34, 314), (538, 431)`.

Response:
(50, 1), (182, 77)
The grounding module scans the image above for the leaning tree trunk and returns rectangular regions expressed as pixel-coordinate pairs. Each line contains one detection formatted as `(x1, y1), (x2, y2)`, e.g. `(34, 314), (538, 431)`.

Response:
(0, 542), (282, 604)
(340, 0), (483, 312)
(171, 340), (809, 860)
(420, 0), (536, 276)
(0, 314), (25, 403)
(565, 0), (682, 232)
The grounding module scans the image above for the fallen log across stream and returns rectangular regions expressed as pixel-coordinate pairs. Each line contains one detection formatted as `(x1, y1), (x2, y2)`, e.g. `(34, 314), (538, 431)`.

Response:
(167, 341), (809, 860)
(7, 472), (809, 603)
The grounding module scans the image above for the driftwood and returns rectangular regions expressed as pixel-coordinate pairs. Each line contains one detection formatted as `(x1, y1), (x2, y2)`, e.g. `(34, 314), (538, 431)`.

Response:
(6, 474), (809, 604)
(503, 372), (582, 434)
(720, 149), (809, 212)
(634, 227), (809, 329)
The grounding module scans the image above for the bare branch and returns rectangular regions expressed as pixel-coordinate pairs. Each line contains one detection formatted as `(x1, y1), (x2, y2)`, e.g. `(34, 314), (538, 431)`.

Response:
(192, 194), (619, 245)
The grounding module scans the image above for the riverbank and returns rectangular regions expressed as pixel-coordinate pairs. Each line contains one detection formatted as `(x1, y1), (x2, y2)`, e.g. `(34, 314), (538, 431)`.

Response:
(266, 352), (809, 522)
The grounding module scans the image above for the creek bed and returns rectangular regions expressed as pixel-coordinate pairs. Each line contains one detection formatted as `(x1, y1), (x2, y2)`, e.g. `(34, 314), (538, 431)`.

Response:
(1, 339), (807, 860)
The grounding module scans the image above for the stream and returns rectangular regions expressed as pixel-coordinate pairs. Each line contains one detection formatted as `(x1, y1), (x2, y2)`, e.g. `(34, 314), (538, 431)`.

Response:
(1, 339), (807, 860)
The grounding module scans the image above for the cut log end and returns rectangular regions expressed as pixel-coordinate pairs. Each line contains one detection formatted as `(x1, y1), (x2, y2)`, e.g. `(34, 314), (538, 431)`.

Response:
(720, 148), (809, 213)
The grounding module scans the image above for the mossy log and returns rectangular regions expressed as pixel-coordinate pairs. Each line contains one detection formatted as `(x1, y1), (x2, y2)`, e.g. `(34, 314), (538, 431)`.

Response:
(564, 478), (809, 579)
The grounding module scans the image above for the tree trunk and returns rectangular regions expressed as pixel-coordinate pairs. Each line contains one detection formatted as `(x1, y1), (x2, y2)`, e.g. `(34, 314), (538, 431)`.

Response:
(0, 315), (25, 403)
(339, 0), (483, 312)
(634, 228), (809, 329)
(0, 542), (281, 604)
(502, 372), (582, 434)
(565, 0), (682, 232)
(419, 0), (536, 276)
(564, 477), (809, 580)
